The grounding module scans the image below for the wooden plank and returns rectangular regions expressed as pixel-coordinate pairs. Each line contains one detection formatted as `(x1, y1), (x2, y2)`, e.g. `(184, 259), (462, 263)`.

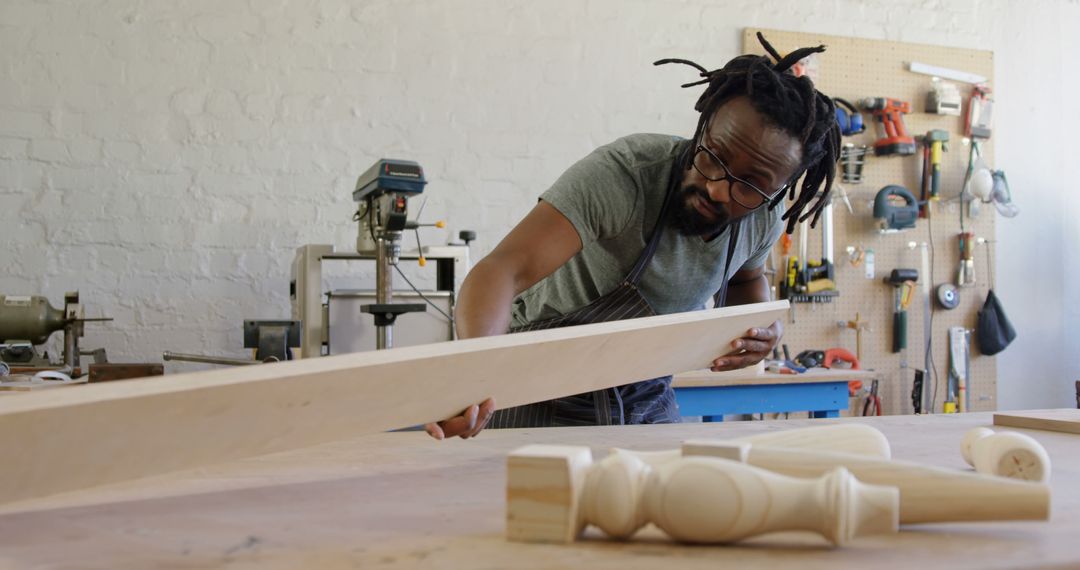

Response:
(0, 301), (787, 507)
(993, 409), (1080, 435)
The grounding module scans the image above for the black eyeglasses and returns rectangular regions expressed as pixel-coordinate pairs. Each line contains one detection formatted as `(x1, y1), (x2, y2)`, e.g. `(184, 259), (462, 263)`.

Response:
(691, 143), (789, 210)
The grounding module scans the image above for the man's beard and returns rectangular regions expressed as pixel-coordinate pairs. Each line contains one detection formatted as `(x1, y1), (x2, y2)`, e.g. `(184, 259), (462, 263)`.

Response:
(670, 186), (731, 237)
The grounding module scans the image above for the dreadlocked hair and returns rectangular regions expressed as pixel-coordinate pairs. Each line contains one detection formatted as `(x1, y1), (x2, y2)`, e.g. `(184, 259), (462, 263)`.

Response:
(654, 32), (841, 233)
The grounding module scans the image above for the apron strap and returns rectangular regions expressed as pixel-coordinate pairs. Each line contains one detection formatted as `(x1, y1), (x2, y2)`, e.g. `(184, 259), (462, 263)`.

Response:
(625, 145), (687, 285)
(712, 219), (742, 308)
(625, 192), (676, 284)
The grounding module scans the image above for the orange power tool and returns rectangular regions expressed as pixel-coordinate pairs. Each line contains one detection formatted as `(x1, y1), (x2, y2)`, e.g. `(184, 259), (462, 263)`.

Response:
(861, 97), (917, 156)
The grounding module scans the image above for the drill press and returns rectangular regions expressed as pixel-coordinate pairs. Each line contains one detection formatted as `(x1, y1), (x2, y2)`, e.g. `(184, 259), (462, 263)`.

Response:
(353, 159), (430, 349)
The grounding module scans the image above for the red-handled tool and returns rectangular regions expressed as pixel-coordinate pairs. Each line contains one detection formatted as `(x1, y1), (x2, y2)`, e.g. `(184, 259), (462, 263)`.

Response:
(823, 347), (860, 370)
(824, 347), (862, 394)
(862, 379), (882, 416)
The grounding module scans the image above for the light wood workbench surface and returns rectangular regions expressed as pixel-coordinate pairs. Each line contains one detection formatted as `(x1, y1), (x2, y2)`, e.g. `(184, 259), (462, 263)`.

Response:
(673, 367), (878, 387)
(1, 412), (1076, 569)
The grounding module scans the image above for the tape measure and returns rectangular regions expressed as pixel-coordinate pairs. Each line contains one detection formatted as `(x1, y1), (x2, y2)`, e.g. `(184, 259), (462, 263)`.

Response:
(936, 283), (960, 310)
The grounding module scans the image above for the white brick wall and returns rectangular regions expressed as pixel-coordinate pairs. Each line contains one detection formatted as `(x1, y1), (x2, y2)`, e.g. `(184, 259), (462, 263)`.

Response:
(1, 0), (1078, 406)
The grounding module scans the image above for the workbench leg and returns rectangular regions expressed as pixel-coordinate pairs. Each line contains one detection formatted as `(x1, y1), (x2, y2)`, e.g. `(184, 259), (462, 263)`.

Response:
(811, 410), (840, 419)
(703, 415), (725, 423)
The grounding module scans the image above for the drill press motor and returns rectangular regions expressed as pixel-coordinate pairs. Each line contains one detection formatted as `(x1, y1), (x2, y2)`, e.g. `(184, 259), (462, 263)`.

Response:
(354, 159), (428, 257)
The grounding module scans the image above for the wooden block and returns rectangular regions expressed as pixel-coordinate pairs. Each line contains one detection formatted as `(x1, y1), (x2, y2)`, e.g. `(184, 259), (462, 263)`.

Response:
(87, 363), (164, 383)
(994, 409), (1080, 435)
(506, 445), (593, 543)
(681, 440), (750, 462)
(0, 301), (787, 507)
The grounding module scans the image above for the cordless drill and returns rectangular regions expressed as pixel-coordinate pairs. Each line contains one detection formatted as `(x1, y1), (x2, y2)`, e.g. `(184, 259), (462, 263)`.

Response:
(861, 98), (917, 156)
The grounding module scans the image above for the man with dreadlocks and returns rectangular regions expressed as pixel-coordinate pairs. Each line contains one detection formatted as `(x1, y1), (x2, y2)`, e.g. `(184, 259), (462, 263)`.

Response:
(426, 33), (841, 440)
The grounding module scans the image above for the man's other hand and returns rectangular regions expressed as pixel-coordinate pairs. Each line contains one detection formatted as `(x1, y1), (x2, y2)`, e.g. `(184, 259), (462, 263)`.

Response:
(709, 319), (783, 371)
(425, 397), (497, 440)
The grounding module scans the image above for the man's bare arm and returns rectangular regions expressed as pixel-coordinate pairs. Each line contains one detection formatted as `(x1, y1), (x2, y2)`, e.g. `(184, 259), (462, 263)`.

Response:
(454, 201), (583, 339)
(724, 265), (771, 306)
(426, 201), (583, 439)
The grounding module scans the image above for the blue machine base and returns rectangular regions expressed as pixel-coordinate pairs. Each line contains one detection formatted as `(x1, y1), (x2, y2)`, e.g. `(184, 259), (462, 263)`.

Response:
(674, 381), (847, 423)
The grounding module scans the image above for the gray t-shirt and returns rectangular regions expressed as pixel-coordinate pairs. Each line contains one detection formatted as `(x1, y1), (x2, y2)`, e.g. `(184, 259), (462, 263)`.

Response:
(510, 133), (784, 329)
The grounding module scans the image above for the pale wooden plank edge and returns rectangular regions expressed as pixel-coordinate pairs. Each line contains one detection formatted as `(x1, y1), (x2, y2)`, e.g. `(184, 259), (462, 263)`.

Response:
(0, 301), (787, 414)
(0, 301), (787, 507)
(994, 409), (1080, 435)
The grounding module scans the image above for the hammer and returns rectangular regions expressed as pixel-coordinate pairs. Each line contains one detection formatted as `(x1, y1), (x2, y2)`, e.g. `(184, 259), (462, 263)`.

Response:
(919, 130), (949, 216)
(884, 269), (918, 353)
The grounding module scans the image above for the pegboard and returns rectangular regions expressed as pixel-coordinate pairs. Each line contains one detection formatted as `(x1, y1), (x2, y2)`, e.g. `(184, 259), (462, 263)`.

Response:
(744, 29), (996, 415)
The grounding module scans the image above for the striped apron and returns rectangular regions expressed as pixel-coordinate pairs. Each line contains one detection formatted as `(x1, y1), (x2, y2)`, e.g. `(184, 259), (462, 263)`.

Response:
(488, 160), (742, 429)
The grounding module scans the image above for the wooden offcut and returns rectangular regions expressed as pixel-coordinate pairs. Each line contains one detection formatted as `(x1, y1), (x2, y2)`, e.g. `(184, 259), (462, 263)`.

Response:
(994, 409), (1080, 435)
(87, 363), (164, 383)
(0, 301), (787, 507)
